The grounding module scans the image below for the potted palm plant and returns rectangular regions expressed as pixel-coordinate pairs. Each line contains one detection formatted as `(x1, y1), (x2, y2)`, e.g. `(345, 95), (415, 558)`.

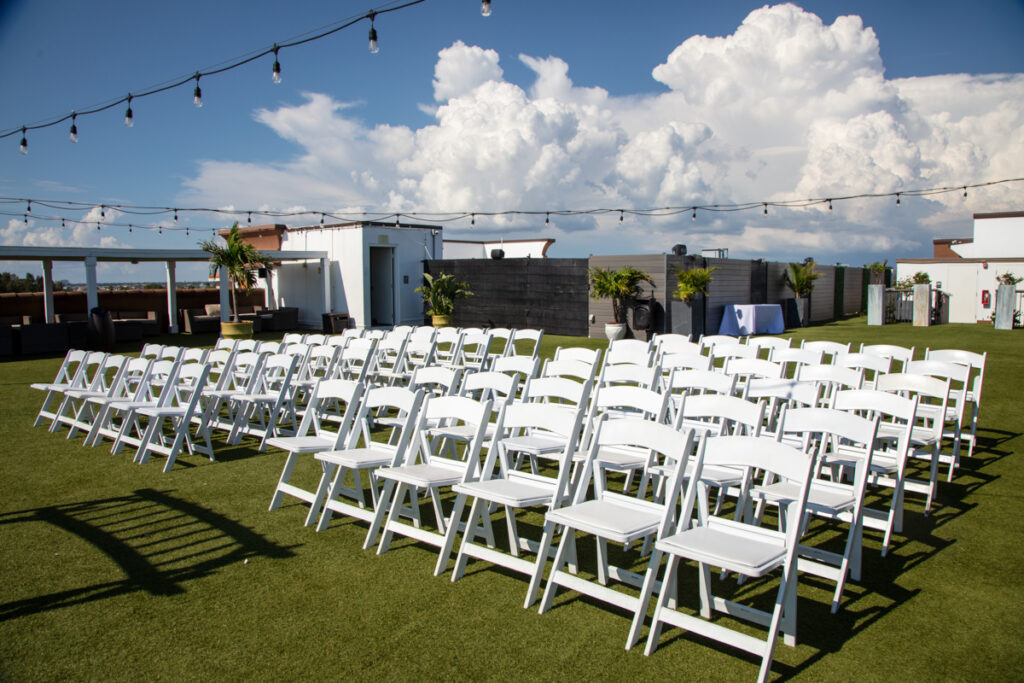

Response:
(200, 222), (272, 339)
(589, 265), (653, 340)
(671, 265), (716, 339)
(783, 260), (820, 328)
(415, 272), (473, 327)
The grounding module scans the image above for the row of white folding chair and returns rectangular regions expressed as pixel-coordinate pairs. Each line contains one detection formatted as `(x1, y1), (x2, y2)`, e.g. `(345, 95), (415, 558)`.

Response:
(32, 349), (107, 428)
(48, 353), (130, 434)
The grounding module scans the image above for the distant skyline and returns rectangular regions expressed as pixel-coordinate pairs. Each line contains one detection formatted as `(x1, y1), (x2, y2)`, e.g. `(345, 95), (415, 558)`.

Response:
(1, 0), (1022, 282)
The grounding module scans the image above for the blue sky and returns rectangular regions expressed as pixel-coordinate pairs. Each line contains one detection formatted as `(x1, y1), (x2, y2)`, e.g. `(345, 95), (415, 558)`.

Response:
(1, 0), (1022, 282)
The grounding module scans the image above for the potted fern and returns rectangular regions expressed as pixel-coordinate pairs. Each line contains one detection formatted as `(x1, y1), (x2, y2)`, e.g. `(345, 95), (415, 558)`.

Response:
(671, 266), (716, 339)
(783, 260), (820, 328)
(199, 222), (272, 338)
(589, 265), (653, 340)
(415, 272), (473, 327)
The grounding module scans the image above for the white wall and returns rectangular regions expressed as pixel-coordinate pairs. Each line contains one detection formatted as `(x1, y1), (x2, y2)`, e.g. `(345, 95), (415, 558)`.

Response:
(443, 239), (552, 259)
(271, 223), (440, 329)
(896, 260), (1024, 323)
(953, 215), (1024, 258)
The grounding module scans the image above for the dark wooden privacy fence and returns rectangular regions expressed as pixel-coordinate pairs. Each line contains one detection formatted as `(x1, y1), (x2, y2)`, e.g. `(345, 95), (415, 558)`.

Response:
(423, 258), (589, 336)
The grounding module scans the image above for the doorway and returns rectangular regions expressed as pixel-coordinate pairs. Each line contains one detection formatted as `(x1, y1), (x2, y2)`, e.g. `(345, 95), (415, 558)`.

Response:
(368, 246), (395, 327)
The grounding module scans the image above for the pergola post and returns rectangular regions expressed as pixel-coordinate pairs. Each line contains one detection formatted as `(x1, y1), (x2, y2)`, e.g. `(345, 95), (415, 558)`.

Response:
(84, 255), (98, 312)
(321, 257), (331, 315)
(165, 261), (179, 334)
(219, 265), (230, 322)
(42, 259), (55, 323)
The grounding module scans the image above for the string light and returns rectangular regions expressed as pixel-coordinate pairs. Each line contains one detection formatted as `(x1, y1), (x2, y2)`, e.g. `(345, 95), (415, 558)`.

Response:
(763, 203), (768, 215)
(481, 0), (491, 16)
(128, 223), (133, 233)
(124, 95), (134, 127)
(0, 1), (434, 148)
(3, 177), (1020, 235)
(19, 128), (27, 155)
(368, 12), (379, 53)
(545, 212), (550, 225)
(963, 186), (968, 199)
(470, 213), (475, 226)
(827, 199), (833, 211)
(395, 213), (400, 227)
(896, 192), (901, 206)
(193, 73), (203, 108)
(320, 213), (324, 226)
(61, 218), (65, 229)
(272, 46), (282, 84)
(23, 214), (28, 224)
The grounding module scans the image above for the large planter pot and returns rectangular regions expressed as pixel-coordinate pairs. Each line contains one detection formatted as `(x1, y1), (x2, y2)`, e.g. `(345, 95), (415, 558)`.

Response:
(221, 320), (254, 339)
(431, 314), (452, 328)
(994, 284), (1016, 330)
(604, 322), (627, 341)
(784, 297), (809, 328)
(670, 296), (705, 340)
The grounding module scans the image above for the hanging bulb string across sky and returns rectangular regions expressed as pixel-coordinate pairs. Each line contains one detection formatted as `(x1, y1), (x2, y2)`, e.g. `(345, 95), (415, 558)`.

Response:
(1, 177), (1019, 235)
(0, 0), (433, 147)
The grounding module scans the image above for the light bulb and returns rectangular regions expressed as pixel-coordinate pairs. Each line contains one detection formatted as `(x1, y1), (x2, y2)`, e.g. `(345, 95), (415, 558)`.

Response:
(471, 213), (475, 226)
(272, 46), (281, 83)
(368, 14), (379, 53)
(193, 74), (203, 108)
(124, 96), (134, 127)
(763, 203), (768, 215)
(827, 199), (832, 211)
(896, 193), (901, 206)
(691, 207), (696, 221)
(70, 114), (78, 143)
(19, 128), (27, 155)
(173, 209), (178, 223)
(546, 212), (550, 225)
(481, 0), (491, 16)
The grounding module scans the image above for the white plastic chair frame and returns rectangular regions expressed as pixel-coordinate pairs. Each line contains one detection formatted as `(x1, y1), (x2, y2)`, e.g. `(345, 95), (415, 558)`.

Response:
(530, 418), (699, 651)
(643, 435), (817, 683)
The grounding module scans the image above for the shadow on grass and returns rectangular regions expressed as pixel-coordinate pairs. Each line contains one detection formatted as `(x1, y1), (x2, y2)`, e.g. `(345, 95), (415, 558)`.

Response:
(0, 488), (296, 622)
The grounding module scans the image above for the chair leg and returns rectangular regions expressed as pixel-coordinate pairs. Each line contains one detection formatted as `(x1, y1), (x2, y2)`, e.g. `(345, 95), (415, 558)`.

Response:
(626, 548), (663, 650)
(363, 479), (398, 551)
(643, 554), (680, 656)
(452, 497), (487, 581)
(525, 520), (557, 609)
(434, 493), (469, 576)
(538, 525), (576, 614)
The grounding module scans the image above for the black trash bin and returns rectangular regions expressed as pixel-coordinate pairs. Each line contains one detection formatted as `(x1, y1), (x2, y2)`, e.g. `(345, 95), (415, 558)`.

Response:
(88, 307), (116, 351)
(322, 312), (350, 334)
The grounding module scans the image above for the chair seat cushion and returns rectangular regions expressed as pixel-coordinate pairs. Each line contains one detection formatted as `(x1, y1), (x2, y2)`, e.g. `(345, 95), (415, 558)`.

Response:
(265, 435), (335, 453)
(500, 434), (566, 455)
(315, 447), (394, 468)
(656, 524), (787, 577)
(757, 480), (854, 514)
(454, 476), (553, 507)
(546, 499), (660, 544)
(376, 463), (463, 488)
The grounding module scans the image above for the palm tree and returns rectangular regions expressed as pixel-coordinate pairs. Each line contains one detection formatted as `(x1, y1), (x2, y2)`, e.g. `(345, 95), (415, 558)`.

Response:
(784, 260), (820, 298)
(200, 223), (272, 322)
(589, 265), (653, 324)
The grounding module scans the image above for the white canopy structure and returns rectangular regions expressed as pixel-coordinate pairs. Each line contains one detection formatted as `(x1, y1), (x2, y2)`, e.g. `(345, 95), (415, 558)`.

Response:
(0, 245), (328, 332)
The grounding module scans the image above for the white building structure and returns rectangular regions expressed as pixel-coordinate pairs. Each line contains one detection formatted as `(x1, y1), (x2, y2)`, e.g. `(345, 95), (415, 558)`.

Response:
(243, 221), (442, 329)
(896, 211), (1024, 323)
(442, 238), (554, 259)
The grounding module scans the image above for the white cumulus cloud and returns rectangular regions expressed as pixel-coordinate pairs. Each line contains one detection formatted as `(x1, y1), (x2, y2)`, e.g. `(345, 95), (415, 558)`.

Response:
(180, 3), (1024, 265)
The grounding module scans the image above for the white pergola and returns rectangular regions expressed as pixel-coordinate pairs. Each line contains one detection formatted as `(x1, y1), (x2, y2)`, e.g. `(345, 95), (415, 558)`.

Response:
(0, 246), (330, 333)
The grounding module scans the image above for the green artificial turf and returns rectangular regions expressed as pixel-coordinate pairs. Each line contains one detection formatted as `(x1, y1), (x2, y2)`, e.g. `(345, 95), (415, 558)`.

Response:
(1, 318), (1022, 680)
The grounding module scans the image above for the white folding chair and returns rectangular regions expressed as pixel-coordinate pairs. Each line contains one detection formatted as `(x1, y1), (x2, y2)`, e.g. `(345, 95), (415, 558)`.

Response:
(906, 359), (970, 479)
(95, 360), (180, 452)
(31, 350), (103, 428)
(267, 379), (364, 525)
(227, 352), (300, 451)
(49, 354), (128, 434)
(924, 348), (986, 460)
(604, 338), (654, 368)
(337, 337), (377, 382)
(488, 327), (514, 359)
(663, 369), (739, 424)
(436, 401), (587, 580)
(529, 418), (699, 650)
(836, 352), (891, 390)
(312, 387), (426, 530)
(755, 406), (879, 612)
(507, 328), (542, 358)
(876, 372), (951, 514)
(861, 343), (915, 373)
(771, 347), (823, 377)
(800, 340), (850, 364)
(643, 435), (817, 683)
(748, 335), (791, 359)
(832, 388), (918, 556)
(652, 333), (700, 356)
(797, 363), (864, 406)
(368, 330), (410, 386)
(365, 394), (495, 554)
(433, 327), (464, 366)
(131, 363), (214, 472)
